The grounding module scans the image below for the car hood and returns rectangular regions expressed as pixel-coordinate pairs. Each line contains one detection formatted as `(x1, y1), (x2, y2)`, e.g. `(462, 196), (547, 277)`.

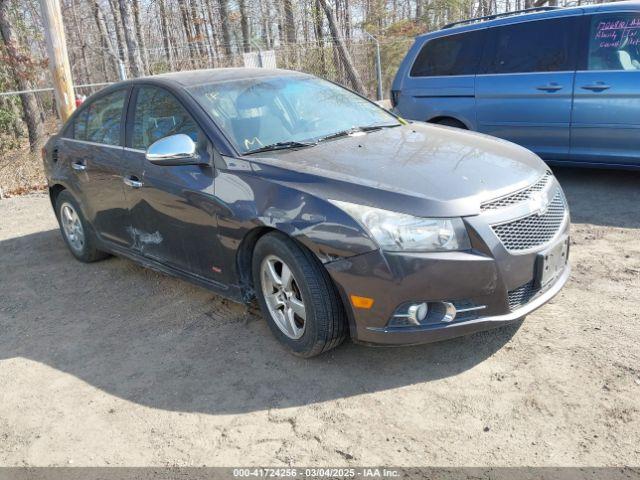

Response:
(249, 122), (549, 217)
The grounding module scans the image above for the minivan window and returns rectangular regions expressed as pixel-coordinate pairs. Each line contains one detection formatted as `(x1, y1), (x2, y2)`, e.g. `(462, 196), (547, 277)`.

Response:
(483, 17), (577, 74)
(132, 87), (199, 150)
(410, 30), (484, 77)
(587, 13), (640, 71)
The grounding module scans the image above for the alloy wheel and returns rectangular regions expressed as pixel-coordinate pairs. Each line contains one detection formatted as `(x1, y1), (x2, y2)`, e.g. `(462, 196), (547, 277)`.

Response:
(60, 202), (85, 253)
(260, 254), (307, 339)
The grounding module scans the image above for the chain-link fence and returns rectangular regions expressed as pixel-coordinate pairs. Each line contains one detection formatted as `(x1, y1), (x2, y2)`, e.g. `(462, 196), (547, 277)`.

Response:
(62, 37), (414, 101)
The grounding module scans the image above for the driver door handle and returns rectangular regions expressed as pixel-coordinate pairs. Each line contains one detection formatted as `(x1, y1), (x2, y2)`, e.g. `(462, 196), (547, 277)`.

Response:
(71, 161), (86, 171)
(123, 175), (143, 188)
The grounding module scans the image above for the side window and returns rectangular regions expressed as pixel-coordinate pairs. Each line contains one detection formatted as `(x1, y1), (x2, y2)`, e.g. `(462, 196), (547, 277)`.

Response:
(588, 13), (640, 71)
(84, 90), (126, 145)
(132, 87), (198, 150)
(484, 17), (577, 74)
(71, 109), (89, 141)
(410, 30), (484, 77)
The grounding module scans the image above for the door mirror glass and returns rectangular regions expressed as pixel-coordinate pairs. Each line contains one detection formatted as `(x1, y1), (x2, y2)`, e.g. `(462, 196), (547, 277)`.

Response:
(146, 134), (200, 166)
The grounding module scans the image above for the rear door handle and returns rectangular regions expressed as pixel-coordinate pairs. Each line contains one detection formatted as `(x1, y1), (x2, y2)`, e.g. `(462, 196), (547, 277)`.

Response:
(581, 83), (611, 91)
(536, 83), (563, 92)
(71, 161), (86, 171)
(123, 175), (143, 188)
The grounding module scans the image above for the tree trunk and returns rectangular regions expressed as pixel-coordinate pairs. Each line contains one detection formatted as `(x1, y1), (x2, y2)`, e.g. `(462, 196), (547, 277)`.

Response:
(91, 0), (120, 79)
(132, 0), (149, 73)
(178, 0), (197, 66)
(314, 0), (326, 71)
(238, 0), (250, 52)
(217, 0), (232, 56)
(118, 0), (144, 77)
(158, 0), (174, 69)
(0, 0), (44, 152)
(283, 0), (296, 44)
(317, 0), (365, 94)
(108, 0), (128, 65)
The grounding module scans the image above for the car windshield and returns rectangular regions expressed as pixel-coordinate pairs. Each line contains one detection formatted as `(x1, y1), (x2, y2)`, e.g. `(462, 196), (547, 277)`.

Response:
(188, 75), (399, 154)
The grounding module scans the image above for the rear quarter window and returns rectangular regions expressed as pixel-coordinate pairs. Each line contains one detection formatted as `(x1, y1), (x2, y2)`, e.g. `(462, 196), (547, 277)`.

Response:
(587, 13), (640, 71)
(410, 30), (484, 77)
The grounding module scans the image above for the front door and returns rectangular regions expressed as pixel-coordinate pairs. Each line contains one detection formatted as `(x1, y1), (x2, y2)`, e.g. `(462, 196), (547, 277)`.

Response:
(122, 85), (222, 281)
(476, 15), (580, 160)
(60, 88), (131, 247)
(571, 12), (640, 166)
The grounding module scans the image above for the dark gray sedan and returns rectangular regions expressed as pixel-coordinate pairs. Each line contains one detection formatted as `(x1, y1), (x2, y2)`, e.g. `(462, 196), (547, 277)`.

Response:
(42, 68), (570, 357)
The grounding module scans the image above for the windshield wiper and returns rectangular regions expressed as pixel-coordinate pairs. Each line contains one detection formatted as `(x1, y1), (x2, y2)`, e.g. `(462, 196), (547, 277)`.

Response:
(316, 123), (401, 143)
(244, 140), (317, 155)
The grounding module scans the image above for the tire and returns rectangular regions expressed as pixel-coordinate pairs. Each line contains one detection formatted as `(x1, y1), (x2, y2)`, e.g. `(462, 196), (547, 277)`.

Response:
(55, 190), (108, 263)
(252, 232), (347, 357)
(435, 118), (467, 129)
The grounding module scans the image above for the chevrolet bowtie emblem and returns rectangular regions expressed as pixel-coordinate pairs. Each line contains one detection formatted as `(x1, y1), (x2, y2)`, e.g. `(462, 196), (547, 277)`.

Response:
(530, 191), (550, 216)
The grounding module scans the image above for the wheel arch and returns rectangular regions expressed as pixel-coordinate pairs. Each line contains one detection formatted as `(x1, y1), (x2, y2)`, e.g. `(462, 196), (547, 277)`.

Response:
(49, 183), (66, 209)
(428, 115), (470, 129)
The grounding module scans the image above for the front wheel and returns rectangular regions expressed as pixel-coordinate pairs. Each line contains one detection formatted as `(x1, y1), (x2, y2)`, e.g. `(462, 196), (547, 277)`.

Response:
(252, 233), (347, 357)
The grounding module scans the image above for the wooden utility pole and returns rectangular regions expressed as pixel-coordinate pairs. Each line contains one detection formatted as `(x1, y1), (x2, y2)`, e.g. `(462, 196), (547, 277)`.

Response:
(40, 0), (75, 122)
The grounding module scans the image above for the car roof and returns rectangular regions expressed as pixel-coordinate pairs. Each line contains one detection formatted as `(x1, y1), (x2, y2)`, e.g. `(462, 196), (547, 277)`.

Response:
(417, 0), (640, 37)
(125, 68), (311, 88)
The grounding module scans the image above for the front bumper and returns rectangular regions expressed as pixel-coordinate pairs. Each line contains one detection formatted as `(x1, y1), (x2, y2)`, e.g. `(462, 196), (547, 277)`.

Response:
(325, 223), (571, 346)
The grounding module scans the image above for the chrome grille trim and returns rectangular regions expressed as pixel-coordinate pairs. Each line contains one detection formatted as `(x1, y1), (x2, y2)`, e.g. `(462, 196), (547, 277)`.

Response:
(481, 171), (553, 211)
(491, 188), (567, 252)
(508, 281), (539, 311)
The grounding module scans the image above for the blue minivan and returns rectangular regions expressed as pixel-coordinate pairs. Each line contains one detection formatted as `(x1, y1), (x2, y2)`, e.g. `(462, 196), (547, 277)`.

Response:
(391, 2), (640, 169)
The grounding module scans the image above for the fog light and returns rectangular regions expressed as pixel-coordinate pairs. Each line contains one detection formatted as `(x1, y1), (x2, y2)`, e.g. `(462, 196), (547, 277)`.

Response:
(408, 302), (429, 325)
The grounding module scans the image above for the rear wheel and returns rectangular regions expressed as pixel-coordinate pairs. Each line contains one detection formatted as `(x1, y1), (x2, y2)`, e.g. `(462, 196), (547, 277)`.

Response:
(55, 191), (108, 263)
(252, 233), (347, 357)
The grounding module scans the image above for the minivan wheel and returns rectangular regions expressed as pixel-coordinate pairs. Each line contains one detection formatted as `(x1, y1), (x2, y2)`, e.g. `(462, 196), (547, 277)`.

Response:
(252, 232), (347, 357)
(55, 191), (108, 263)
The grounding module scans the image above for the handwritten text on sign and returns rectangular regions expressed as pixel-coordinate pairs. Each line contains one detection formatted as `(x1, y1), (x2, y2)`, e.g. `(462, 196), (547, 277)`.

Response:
(594, 17), (640, 49)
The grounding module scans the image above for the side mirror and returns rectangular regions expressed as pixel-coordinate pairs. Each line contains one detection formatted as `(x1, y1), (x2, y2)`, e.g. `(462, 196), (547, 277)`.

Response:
(146, 134), (204, 166)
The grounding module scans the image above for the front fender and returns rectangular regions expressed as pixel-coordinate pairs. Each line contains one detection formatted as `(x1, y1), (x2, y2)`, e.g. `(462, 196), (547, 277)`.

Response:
(212, 159), (379, 289)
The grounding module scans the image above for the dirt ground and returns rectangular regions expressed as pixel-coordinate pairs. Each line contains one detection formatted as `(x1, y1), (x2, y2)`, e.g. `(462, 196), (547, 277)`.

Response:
(0, 166), (639, 467)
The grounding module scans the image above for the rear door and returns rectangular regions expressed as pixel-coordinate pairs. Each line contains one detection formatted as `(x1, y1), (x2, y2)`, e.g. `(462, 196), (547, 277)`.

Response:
(395, 29), (484, 127)
(59, 88), (131, 247)
(476, 15), (580, 160)
(571, 11), (640, 166)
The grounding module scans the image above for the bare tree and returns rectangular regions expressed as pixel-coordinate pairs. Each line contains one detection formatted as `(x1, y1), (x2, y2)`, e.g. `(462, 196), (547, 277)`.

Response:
(132, 0), (149, 73)
(90, 0), (120, 79)
(118, 0), (145, 77)
(158, 0), (174, 69)
(238, 0), (250, 52)
(217, 0), (232, 56)
(283, 0), (296, 43)
(108, 0), (128, 67)
(0, 0), (44, 151)
(317, 0), (365, 94)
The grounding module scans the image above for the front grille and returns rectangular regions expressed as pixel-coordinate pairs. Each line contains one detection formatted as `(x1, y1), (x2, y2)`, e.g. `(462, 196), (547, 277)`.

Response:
(491, 189), (567, 251)
(508, 281), (539, 311)
(481, 171), (552, 211)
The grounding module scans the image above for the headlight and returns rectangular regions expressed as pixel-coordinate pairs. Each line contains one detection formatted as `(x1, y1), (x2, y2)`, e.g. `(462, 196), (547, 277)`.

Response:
(330, 200), (470, 252)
